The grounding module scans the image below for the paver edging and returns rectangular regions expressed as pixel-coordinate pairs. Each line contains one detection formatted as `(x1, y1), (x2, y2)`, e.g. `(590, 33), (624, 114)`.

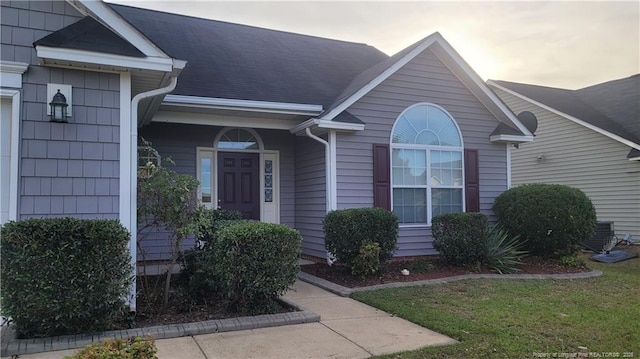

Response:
(298, 269), (604, 297)
(0, 297), (320, 357)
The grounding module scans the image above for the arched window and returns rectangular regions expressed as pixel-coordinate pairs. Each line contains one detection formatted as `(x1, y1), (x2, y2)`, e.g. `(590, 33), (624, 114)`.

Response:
(390, 103), (464, 224)
(216, 128), (260, 150)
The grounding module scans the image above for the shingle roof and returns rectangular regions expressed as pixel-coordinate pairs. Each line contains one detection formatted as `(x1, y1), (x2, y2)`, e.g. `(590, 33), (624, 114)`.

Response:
(575, 74), (640, 141)
(36, 2), (528, 138)
(34, 16), (145, 57)
(321, 36), (427, 117)
(492, 76), (640, 146)
(107, 3), (388, 108)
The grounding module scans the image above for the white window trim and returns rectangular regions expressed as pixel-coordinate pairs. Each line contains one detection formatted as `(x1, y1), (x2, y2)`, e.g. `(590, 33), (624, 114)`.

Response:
(0, 89), (21, 223)
(1, 61), (28, 223)
(196, 148), (215, 208)
(389, 103), (465, 226)
(214, 127), (265, 151)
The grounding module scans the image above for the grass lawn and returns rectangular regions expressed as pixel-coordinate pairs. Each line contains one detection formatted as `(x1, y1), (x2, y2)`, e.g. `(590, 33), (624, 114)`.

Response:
(352, 248), (640, 358)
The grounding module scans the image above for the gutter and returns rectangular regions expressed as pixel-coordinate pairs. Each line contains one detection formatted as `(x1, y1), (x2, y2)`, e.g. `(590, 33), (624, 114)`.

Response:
(127, 76), (178, 312)
(304, 128), (333, 213)
(290, 118), (364, 134)
(303, 127), (339, 266)
(163, 95), (323, 116)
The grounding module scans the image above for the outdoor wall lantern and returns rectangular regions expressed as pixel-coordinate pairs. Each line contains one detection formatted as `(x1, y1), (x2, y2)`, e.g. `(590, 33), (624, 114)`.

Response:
(49, 89), (68, 123)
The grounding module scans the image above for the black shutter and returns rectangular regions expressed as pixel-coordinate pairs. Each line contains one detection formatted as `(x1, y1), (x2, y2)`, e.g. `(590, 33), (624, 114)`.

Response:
(464, 149), (480, 212)
(373, 144), (391, 210)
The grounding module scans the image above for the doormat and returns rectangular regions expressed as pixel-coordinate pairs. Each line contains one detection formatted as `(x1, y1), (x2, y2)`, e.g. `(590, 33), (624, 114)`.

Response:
(591, 250), (639, 263)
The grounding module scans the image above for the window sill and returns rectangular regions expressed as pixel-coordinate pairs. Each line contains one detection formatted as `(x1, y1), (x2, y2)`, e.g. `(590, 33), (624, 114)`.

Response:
(399, 224), (431, 229)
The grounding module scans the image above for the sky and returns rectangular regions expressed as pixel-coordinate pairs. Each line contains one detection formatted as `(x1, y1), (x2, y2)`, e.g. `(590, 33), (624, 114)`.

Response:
(107, 0), (640, 90)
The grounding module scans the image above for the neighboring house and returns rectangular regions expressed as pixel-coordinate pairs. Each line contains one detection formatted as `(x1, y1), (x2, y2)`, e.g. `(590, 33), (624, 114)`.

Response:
(1, 0), (533, 285)
(488, 76), (640, 240)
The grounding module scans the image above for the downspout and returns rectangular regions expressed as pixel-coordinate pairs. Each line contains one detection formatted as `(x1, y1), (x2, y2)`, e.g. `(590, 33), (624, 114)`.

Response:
(506, 143), (512, 189)
(128, 76), (178, 312)
(328, 130), (337, 211)
(304, 127), (332, 212)
(304, 127), (338, 265)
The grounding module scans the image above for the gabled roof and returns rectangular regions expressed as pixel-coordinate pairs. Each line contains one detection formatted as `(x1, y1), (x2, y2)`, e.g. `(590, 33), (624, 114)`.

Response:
(40, 1), (530, 139)
(488, 76), (640, 152)
(320, 36), (426, 119)
(318, 32), (532, 141)
(108, 3), (388, 108)
(65, 0), (168, 58)
(34, 16), (145, 57)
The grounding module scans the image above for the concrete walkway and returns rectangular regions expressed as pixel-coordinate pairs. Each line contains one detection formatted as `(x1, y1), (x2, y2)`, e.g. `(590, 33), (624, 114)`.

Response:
(13, 280), (456, 359)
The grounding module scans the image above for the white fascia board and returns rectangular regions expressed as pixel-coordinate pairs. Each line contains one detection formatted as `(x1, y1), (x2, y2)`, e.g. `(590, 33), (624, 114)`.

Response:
(489, 134), (534, 143)
(36, 46), (174, 72)
(163, 95), (323, 116)
(289, 118), (317, 134)
(321, 36), (438, 121)
(432, 42), (532, 137)
(152, 111), (299, 130)
(488, 80), (640, 151)
(317, 119), (365, 131)
(289, 118), (365, 134)
(0, 61), (29, 88)
(171, 59), (187, 75)
(72, 0), (167, 58)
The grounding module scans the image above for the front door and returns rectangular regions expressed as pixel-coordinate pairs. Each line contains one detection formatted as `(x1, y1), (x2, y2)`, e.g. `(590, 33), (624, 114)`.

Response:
(217, 152), (260, 220)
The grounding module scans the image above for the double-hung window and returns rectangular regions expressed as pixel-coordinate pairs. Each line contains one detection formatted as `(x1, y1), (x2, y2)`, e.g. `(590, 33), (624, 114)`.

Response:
(391, 103), (464, 225)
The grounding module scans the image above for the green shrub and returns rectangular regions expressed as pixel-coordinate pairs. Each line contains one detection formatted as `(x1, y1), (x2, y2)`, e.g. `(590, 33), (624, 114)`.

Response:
(0, 218), (132, 338)
(558, 254), (586, 268)
(180, 218), (249, 298)
(493, 184), (597, 257)
(350, 242), (381, 278)
(190, 207), (243, 246)
(431, 213), (488, 267)
(64, 337), (157, 359)
(323, 208), (398, 268)
(212, 221), (301, 313)
(484, 226), (527, 274)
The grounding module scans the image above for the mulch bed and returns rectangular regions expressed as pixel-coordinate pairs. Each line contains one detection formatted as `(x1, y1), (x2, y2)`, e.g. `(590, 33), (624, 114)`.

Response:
(132, 277), (294, 328)
(300, 257), (588, 288)
(130, 257), (588, 327)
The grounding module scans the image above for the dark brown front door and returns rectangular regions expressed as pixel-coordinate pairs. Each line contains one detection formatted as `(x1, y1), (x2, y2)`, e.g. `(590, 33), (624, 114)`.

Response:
(218, 152), (260, 220)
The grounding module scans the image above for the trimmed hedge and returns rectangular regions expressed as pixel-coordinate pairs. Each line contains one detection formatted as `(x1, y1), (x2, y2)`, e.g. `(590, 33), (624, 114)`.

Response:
(180, 217), (249, 298)
(181, 221), (301, 313)
(213, 222), (301, 313)
(350, 242), (381, 278)
(323, 208), (398, 267)
(191, 207), (243, 246)
(493, 183), (596, 257)
(432, 213), (488, 267)
(0, 218), (132, 338)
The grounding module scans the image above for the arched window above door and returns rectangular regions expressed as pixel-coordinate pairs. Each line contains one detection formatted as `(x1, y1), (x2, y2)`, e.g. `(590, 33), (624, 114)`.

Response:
(216, 128), (262, 150)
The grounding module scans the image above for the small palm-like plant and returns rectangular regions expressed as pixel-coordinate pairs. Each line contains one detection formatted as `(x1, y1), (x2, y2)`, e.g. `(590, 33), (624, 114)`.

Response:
(484, 226), (527, 274)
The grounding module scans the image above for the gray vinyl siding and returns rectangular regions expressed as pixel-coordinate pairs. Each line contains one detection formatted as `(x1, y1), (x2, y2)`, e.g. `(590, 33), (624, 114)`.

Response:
(294, 136), (327, 258)
(2, 1), (121, 220)
(138, 122), (296, 261)
(1, 1), (81, 65)
(493, 88), (640, 240)
(336, 48), (508, 257)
